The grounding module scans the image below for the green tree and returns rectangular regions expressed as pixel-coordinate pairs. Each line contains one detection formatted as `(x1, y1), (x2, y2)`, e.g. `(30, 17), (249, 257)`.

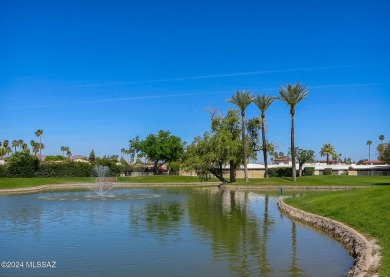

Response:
(366, 140), (372, 161)
(211, 109), (242, 182)
(253, 94), (276, 178)
(7, 151), (40, 177)
(379, 135), (385, 144)
(320, 143), (336, 165)
(66, 149), (72, 161)
(183, 132), (228, 182)
(18, 139), (24, 151)
(227, 90), (254, 183)
(89, 149), (96, 163)
(295, 148), (315, 177)
(136, 130), (184, 174)
(35, 129), (44, 158)
(12, 140), (18, 152)
(60, 146), (69, 157)
(30, 140), (40, 156)
(278, 83), (309, 181)
(379, 143), (390, 164)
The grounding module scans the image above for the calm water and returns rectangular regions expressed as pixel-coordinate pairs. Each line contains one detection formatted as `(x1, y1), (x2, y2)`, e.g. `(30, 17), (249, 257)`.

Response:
(0, 188), (353, 277)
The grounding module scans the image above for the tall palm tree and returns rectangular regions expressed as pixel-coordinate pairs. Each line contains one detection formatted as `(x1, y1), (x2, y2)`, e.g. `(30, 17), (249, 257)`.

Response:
(253, 94), (276, 178)
(3, 140), (9, 149)
(12, 140), (18, 152)
(278, 83), (309, 181)
(366, 140), (373, 161)
(18, 139), (24, 151)
(66, 150), (72, 161)
(35, 129), (44, 158)
(228, 90), (254, 183)
(379, 135), (385, 144)
(320, 143), (336, 165)
(60, 146), (67, 157)
(30, 140), (39, 156)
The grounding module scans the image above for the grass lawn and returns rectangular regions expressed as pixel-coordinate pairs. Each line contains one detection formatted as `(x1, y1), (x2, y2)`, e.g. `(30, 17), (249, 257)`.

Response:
(0, 177), (95, 189)
(285, 186), (390, 276)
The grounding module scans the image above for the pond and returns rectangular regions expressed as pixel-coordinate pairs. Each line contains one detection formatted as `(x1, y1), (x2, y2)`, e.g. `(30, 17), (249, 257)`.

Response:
(0, 187), (353, 276)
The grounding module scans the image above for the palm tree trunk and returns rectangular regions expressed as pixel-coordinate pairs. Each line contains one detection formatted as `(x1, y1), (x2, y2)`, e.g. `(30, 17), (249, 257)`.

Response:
(291, 111), (296, 181)
(369, 145), (371, 161)
(242, 112), (248, 183)
(261, 114), (269, 178)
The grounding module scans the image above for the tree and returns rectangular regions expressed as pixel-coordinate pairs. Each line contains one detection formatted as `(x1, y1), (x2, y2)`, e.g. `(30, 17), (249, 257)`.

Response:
(211, 109), (242, 182)
(35, 129), (44, 158)
(366, 140), (372, 161)
(12, 140), (18, 152)
(293, 148), (315, 177)
(379, 143), (390, 164)
(253, 94), (276, 178)
(66, 150), (72, 161)
(30, 140), (40, 156)
(61, 146), (69, 157)
(89, 149), (96, 163)
(136, 130), (184, 174)
(7, 151), (40, 177)
(278, 83), (309, 181)
(379, 135), (385, 144)
(320, 143), (336, 165)
(227, 90), (254, 183)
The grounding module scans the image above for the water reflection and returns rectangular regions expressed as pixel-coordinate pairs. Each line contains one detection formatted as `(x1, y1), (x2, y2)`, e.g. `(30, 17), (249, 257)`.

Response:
(0, 188), (353, 277)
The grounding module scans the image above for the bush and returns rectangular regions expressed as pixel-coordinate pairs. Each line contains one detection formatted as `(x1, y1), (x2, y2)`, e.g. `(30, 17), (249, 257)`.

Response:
(7, 152), (40, 177)
(303, 167), (315, 176)
(95, 159), (121, 176)
(36, 162), (92, 177)
(323, 168), (333, 175)
(0, 165), (7, 177)
(268, 167), (292, 177)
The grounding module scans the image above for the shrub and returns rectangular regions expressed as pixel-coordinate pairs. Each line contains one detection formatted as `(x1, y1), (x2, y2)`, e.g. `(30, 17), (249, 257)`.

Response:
(0, 165), (7, 177)
(36, 162), (92, 177)
(303, 167), (315, 176)
(268, 167), (292, 177)
(323, 168), (333, 175)
(94, 159), (121, 176)
(7, 152), (40, 177)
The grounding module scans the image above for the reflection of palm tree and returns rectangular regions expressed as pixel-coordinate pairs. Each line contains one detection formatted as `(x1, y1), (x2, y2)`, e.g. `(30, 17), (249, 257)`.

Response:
(288, 222), (303, 277)
(260, 195), (272, 276)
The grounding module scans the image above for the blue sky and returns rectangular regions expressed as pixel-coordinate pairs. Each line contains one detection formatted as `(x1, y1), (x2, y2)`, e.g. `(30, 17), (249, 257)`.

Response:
(1, 0), (389, 162)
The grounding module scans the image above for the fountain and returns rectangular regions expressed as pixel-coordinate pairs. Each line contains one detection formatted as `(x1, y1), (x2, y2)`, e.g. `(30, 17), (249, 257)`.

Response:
(90, 165), (114, 197)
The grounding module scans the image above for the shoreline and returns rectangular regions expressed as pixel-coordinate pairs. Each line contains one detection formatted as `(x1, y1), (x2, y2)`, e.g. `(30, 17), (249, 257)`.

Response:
(278, 199), (381, 277)
(0, 183), (372, 195)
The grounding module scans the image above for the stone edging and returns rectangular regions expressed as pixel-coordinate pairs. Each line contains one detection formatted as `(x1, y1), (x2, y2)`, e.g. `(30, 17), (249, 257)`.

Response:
(278, 198), (381, 277)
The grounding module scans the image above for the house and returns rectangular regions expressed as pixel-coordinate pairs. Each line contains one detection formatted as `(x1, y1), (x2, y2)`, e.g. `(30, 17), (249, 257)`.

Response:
(271, 157), (291, 165)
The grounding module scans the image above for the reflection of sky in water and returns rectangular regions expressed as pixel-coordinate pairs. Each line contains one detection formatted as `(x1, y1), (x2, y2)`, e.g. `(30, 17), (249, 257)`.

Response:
(0, 188), (353, 277)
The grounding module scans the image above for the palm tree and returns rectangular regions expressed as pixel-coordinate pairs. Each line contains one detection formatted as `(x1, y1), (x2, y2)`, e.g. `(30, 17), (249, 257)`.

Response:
(30, 140), (40, 156)
(12, 140), (18, 152)
(253, 94), (275, 178)
(278, 83), (309, 181)
(228, 90), (254, 183)
(3, 140), (9, 149)
(66, 150), (72, 161)
(35, 129), (44, 158)
(379, 135), (385, 144)
(18, 139), (24, 151)
(366, 140), (373, 161)
(60, 146), (67, 157)
(320, 143), (336, 165)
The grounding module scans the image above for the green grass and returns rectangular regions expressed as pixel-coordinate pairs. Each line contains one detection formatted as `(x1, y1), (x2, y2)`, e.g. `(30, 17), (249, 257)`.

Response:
(0, 177), (95, 189)
(285, 186), (390, 276)
(117, 175), (219, 183)
(234, 175), (390, 186)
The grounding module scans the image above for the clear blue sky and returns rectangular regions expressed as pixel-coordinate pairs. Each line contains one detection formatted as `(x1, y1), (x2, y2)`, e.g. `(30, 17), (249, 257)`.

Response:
(1, 0), (389, 162)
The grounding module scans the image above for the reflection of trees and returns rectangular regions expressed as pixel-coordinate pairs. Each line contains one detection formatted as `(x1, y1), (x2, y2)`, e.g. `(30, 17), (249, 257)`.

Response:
(2, 207), (42, 237)
(129, 202), (184, 238)
(288, 222), (304, 277)
(259, 195), (271, 276)
(188, 188), (274, 276)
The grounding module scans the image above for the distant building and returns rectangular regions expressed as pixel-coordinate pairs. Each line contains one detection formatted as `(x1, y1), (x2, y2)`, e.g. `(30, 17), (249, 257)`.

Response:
(271, 157), (291, 165)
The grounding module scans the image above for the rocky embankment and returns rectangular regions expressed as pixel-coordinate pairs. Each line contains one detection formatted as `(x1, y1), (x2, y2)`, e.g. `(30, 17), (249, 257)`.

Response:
(278, 199), (381, 277)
